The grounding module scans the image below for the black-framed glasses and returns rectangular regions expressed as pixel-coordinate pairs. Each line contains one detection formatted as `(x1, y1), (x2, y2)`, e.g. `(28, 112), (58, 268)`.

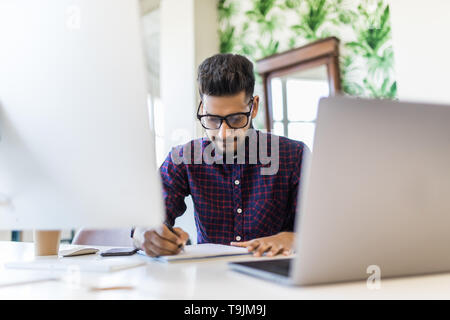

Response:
(196, 97), (254, 130)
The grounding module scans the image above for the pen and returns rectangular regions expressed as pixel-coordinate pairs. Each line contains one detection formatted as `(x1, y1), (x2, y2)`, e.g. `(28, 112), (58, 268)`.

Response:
(163, 221), (192, 248)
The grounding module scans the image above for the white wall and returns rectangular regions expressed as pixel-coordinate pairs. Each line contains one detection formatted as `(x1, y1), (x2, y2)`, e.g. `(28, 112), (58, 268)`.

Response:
(160, 0), (196, 154)
(160, 0), (219, 242)
(160, 0), (219, 152)
(389, 0), (450, 104)
(194, 0), (220, 137)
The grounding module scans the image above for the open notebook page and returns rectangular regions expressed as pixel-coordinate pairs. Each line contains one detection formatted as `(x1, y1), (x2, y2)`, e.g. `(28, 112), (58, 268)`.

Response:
(138, 243), (251, 262)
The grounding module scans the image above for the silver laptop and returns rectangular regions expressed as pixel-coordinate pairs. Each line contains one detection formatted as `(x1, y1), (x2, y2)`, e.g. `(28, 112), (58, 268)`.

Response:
(230, 96), (450, 286)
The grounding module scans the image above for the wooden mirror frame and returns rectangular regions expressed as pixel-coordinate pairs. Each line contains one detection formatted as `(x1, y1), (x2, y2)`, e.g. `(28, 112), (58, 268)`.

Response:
(256, 37), (342, 132)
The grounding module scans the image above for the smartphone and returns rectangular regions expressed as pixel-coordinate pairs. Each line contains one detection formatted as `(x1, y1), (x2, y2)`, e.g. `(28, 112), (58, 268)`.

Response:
(100, 247), (139, 257)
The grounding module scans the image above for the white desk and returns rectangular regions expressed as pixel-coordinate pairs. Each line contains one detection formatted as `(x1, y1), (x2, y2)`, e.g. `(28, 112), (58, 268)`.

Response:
(1, 241), (450, 299)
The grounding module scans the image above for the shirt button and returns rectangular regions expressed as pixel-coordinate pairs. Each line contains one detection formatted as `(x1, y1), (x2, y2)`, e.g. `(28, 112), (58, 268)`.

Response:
(234, 180), (240, 185)
(235, 236), (241, 241)
(237, 208), (242, 214)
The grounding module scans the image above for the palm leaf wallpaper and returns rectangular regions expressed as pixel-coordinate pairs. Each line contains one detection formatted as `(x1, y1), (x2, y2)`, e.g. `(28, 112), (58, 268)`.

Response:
(218, 0), (397, 100)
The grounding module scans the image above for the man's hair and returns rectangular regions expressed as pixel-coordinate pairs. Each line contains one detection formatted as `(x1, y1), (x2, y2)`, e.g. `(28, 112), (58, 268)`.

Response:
(197, 53), (255, 100)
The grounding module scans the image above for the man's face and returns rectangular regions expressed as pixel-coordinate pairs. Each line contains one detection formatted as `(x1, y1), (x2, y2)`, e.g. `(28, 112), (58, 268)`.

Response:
(199, 91), (259, 154)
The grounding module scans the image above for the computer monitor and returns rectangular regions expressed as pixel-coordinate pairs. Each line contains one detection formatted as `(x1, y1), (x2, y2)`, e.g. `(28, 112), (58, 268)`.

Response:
(0, 0), (164, 230)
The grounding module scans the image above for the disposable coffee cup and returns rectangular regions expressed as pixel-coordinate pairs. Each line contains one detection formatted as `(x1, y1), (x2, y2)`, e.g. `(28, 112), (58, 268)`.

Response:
(33, 230), (62, 256)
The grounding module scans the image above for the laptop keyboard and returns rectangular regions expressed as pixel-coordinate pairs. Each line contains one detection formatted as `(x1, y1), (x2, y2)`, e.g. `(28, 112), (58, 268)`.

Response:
(232, 258), (293, 277)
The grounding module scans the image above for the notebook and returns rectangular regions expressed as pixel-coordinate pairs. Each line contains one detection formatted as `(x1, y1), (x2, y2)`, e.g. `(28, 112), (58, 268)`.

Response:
(138, 243), (251, 262)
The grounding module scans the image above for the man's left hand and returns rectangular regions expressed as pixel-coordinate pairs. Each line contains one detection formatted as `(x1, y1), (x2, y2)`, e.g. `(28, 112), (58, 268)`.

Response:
(230, 232), (295, 257)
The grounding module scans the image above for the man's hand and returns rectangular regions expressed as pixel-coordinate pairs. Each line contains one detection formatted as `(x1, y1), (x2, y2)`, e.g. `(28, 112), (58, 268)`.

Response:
(230, 232), (295, 257)
(133, 225), (190, 257)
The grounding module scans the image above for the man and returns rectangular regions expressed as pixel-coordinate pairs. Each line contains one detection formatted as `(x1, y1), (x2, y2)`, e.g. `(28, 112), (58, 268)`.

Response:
(133, 53), (308, 257)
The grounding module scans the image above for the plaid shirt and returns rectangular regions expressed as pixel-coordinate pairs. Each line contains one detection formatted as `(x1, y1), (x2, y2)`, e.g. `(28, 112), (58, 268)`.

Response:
(159, 130), (308, 244)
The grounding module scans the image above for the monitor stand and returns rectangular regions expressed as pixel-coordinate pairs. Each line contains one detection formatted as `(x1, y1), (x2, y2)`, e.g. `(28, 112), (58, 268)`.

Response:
(34, 230), (61, 256)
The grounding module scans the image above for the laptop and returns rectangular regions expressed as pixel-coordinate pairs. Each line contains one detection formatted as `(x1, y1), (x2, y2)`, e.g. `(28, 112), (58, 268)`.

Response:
(229, 96), (450, 286)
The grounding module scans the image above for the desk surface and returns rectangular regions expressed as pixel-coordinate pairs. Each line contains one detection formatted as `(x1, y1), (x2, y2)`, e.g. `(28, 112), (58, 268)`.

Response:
(1, 241), (450, 299)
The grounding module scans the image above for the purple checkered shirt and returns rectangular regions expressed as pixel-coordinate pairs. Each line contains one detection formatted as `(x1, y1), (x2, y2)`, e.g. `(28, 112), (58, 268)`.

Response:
(159, 130), (308, 244)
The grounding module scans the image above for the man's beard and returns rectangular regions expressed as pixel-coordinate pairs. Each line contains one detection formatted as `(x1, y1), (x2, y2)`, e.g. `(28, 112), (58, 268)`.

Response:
(209, 120), (254, 155)
(212, 136), (239, 155)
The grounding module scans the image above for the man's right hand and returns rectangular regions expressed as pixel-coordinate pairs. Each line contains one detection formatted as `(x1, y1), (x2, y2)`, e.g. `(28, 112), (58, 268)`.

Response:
(132, 225), (190, 257)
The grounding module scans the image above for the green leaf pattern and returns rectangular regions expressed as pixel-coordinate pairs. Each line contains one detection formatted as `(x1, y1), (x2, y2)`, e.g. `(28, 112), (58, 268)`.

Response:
(218, 0), (397, 99)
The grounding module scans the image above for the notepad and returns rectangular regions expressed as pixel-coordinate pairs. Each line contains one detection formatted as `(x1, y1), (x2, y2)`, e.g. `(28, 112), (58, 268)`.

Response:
(5, 257), (145, 273)
(138, 243), (251, 262)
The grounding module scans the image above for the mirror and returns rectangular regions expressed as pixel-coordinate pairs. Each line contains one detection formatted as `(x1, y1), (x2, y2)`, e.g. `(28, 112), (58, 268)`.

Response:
(257, 37), (342, 150)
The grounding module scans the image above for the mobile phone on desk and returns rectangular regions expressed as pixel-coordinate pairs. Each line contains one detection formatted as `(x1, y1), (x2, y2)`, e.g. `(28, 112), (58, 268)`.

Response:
(100, 247), (139, 257)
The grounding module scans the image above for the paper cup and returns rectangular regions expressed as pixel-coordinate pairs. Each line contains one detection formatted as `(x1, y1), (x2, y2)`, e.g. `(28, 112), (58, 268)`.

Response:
(33, 230), (62, 256)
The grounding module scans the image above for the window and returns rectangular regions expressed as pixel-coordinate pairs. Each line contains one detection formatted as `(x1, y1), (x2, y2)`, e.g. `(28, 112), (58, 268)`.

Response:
(270, 66), (329, 150)
(256, 37), (342, 151)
